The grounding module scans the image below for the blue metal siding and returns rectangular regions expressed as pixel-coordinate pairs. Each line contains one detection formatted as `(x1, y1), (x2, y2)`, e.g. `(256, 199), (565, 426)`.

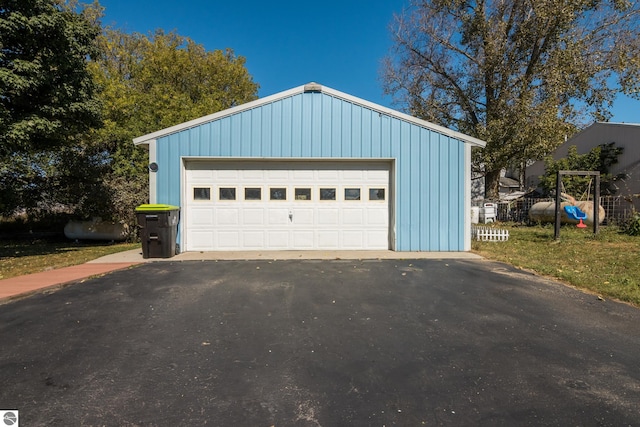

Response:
(154, 91), (467, 251)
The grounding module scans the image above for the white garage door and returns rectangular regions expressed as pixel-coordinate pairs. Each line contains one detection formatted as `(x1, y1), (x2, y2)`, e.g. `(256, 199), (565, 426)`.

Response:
(184, 160), (390, 251)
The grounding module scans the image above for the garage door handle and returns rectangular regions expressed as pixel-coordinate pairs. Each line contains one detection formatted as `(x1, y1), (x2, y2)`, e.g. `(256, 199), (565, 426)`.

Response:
(289, 211), (293, 222)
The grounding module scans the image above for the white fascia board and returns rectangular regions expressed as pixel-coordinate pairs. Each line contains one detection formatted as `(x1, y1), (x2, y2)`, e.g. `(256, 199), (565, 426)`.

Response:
(132, 83), (487, 148)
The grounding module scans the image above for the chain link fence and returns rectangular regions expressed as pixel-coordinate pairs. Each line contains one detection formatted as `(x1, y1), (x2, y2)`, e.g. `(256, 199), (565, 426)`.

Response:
(474, 196), (635, 225)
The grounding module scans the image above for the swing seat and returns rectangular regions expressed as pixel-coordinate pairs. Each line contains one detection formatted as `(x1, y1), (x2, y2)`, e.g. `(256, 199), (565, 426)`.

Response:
(564, 205), (588, 228)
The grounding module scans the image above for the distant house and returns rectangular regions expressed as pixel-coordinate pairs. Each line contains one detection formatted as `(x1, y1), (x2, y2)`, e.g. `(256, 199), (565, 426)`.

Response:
(525, 122), (640, 210)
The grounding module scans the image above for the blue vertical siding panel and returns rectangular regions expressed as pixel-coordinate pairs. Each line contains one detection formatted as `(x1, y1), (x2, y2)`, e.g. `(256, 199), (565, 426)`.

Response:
(290, 95), (302, 157)
(452, 141), (464, 250)
(280, 98), (292, 157)
(220, 117), (231, 156)
(270, 100), (281, 157)
(232, 114), (243, 156)
(409, 125), (421, 250)
(419, 129), (430, 249)
(199, 123), (210, 156)
(370, 113), (381, 157)
(310, 94), (322, 157)
(341, 102), (352, 157)
(302, 93), (314, 157)
(438, 135), (450, 250)
(321, 95), (333, 157)
(361, 109), (372, 157)
(249, 110), (257, 156)
(351, 106), (362, 157)
(391, 119), (408, 250)
(407, 123), (419, 250)
(262, 104), (272, 157)
(331, 99), (342, 156)
(380, 115), (391, 158)
(210, 121), (220, 156)
(428, 136), (440, 250)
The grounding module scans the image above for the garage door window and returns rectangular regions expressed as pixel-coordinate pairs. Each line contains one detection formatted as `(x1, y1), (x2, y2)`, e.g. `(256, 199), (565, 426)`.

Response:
(295, 188), (311, 200)
(193, 187), (211, 201)
(245, 187), (261, 200)
(369, 188), (385, 201)
(345, 188), (361, 200)
(219, 187), (236, 200)
(320, 188), (336, 201)
(270, 188), (287, 200)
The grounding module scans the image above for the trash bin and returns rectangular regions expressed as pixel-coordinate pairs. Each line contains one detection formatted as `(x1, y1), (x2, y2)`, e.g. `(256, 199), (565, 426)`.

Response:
(135, 204), (180, 259)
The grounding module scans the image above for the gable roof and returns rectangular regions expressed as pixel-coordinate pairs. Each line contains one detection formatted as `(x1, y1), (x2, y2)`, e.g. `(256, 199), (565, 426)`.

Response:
(133, 82), (486, 148)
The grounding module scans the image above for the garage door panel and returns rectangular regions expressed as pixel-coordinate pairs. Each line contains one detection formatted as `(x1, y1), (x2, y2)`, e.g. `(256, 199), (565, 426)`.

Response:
(185, 161), (390, 251)
(367, 231), (389, 248)
(191, 208), (214, 225)
(293, 231), (314, 248)
(242, 231), (264, 248)
(342, 231), (364, 248)
(343, 170), (364, 180)
(243, 208), (265, 225)
(292, 208), (313, 225)
(217, 231), (240, 248)
(267, 170), (289, 180)
(343, 209), (364, 225)
(242, 170), (264, 180)
(267, 231), (289, 248)
(268, 209), (289, 225)
(293, 170), (314, 179)
(190, 231), (214, 250)
(367, 209), (388, 225)
(217, 170), (239, 180)
(317, 231), (340, 248)
(216, 208), (239, 225)
(318, 170), (339, 180)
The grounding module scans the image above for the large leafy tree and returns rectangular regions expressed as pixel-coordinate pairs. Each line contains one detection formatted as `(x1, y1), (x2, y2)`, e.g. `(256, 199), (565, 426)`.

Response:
(88, 28), (259, 225)
(383, 0), (640, 198)
(0, 0), (102, 216)
(0, 0), (101, 155)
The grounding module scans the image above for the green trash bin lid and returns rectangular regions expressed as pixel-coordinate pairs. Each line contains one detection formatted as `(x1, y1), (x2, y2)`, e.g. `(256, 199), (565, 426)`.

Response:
(135, 204), (180, 212)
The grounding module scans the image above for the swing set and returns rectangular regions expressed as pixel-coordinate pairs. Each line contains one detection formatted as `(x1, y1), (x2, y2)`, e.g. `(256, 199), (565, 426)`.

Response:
(553, 170), (600, 240)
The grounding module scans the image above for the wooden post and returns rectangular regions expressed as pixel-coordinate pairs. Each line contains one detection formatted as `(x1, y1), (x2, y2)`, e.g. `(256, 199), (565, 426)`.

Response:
(594, 173), (600, 235)
(554, 171), (562, 240)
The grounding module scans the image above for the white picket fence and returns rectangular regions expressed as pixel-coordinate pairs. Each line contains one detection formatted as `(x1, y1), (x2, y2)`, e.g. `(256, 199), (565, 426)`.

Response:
(472, 226), (510, 242)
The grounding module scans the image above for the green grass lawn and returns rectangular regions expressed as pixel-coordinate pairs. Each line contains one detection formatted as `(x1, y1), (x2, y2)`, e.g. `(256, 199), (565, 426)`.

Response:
(0, 240), (139, 280)
(472, 223), (640, 306)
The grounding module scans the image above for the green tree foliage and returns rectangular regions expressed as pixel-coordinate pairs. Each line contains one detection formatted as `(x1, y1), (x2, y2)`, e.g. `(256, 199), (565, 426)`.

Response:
(0, 0), (101, 156)
(0, 0), (102, 216)
(539, 143), (624, 197)
(383, 0), (640, 198)
(87, 28), (259, 227)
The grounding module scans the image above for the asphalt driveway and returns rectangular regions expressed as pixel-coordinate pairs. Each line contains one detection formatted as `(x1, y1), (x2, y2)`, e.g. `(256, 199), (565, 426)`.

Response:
(1, 259), (639, 426)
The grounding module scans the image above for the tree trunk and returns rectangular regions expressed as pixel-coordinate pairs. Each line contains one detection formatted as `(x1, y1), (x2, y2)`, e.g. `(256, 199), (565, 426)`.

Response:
(484, 169), (501, 199)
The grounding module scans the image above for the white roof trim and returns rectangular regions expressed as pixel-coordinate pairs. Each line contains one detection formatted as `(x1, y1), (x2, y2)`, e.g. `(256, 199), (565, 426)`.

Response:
(133, 83), (486, 148)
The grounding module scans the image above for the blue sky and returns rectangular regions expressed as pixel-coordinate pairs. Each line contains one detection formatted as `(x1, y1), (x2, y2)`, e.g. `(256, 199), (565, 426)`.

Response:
(98, 0), (639, 124)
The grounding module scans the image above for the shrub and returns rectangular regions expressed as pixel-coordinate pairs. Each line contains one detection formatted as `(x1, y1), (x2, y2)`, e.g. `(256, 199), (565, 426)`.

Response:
(622, 211), (640, 236)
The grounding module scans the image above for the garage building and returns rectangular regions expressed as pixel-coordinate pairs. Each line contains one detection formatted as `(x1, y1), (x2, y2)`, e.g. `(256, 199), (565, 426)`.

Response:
(133, 83), (485, 252)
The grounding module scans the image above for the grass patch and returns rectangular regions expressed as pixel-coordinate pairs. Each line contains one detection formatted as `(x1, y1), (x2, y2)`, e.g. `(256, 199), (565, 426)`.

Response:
(472, 223), (640, 306)
(0, 240), (139, 280)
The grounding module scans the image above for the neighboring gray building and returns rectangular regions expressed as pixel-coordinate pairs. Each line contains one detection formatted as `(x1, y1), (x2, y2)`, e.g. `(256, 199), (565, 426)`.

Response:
(526, 122), (640, 209)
